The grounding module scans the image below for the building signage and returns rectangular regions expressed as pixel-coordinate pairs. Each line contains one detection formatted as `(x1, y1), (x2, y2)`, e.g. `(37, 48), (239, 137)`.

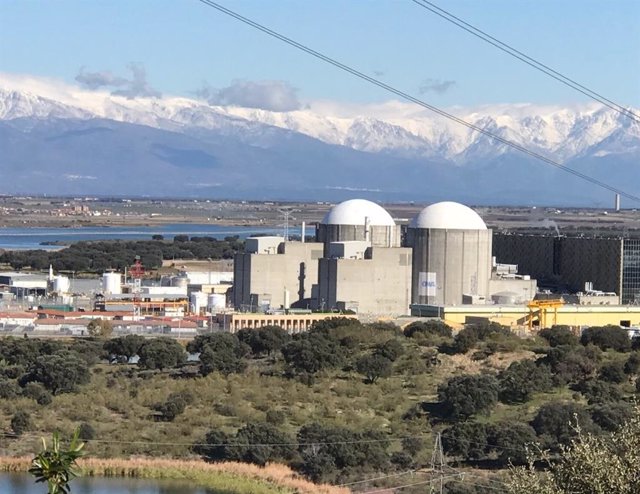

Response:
(419, 272), (436, 297)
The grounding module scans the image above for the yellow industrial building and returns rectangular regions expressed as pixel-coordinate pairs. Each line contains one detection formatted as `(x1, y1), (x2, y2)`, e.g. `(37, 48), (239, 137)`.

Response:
(412, 303), (640, 329)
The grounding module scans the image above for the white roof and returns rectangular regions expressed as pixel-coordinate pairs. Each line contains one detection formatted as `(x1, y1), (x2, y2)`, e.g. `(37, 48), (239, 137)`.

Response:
(321, 199), (395, 226)
(410, 201), (487, 230)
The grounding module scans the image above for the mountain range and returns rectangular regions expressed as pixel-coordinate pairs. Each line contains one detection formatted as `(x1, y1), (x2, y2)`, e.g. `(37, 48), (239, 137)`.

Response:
(1, 82), (639, 206)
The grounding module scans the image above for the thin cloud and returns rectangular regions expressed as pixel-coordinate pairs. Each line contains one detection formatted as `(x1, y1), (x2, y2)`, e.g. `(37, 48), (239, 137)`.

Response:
(419, 78), (456, 95)
(195, 79), (301, 112)
(75, 63), (160, 99)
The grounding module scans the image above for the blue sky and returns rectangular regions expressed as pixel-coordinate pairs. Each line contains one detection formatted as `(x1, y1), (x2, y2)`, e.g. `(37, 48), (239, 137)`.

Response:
(2, 0), (639, 107)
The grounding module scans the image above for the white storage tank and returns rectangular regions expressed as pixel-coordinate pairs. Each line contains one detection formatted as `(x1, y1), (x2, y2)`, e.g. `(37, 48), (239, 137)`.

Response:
(190, 291), (208, 314)
(102, 272), (122, 295)
(53, 275), (70, 294)
(207, 293), (226, 311)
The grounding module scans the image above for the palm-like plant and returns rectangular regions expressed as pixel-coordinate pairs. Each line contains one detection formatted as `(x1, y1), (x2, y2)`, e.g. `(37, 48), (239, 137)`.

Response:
(29, 429), (85, 494)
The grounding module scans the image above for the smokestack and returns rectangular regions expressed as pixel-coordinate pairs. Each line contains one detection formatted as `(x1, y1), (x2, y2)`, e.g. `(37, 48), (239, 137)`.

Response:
(615, 193), (621, 212)
(301, 221), (306, 243)
(364, 216), (371, 242)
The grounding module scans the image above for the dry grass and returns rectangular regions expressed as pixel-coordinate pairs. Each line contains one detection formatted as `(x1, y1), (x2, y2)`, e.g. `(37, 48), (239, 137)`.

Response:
(0, 456), (349, 494)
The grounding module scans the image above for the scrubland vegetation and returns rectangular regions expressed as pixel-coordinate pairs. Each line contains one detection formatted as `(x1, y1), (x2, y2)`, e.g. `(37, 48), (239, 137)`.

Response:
(1, 319), (639, 492)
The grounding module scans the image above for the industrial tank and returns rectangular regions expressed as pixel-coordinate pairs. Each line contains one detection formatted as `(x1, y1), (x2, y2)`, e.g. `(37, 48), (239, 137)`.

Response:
(102, 272), (122, 295)
(190, 291), (208, 314)
(407, 202), (492, 306)
(53, 275), (70, 294)
(171, 273), (189, 289)
(207, 293), (226, 311)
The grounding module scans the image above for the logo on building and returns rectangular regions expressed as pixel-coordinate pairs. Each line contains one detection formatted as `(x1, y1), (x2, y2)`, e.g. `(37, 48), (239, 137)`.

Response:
(418, 272), (437, 297)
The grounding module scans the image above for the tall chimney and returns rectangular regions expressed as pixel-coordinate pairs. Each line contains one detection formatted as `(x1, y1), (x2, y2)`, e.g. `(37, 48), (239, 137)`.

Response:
(301, 221), (306, 243)
(615, 193), (621, 212)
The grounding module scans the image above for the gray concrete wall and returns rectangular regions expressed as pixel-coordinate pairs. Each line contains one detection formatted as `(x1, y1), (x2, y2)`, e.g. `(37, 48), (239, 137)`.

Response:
(233, 242), (323, 310)
(317, 247), (412, 315)
(409, 228), (492, 306)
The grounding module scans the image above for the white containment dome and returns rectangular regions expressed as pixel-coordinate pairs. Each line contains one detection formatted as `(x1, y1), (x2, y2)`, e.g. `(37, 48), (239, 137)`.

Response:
(410, 201), (487, 230)
(322, 199), (395, 226)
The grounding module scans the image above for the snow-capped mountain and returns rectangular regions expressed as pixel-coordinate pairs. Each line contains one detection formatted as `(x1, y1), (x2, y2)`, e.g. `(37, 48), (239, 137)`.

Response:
(0, 80), (638, 205)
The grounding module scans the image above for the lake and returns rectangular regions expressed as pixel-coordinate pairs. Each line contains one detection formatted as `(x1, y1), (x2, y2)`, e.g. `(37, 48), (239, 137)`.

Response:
(0, 472), (214, 493)
(0, 224), (301, 250)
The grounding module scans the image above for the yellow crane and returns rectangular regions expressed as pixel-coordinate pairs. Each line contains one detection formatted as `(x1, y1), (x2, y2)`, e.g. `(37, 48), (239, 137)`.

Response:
(526, 299), (564, 330)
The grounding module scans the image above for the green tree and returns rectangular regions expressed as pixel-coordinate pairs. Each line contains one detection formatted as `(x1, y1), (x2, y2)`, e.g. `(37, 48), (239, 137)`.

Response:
(499, 360), (553, 403)
(438, 374), (500, 420)
(488, 421), (537, 466)
(624, 352), (640, 375)
(281, 333), (345, 374)
(103, 335), (145, 363)
(581, 326), (631, 352)
(191, 333), (248, 376)
(29, 429), (85, 494)
(355, 354), (393, 384)
(403, 320), (453, 338)
(531, 401), (597, 450)
(86, 318), (113, 338)
(374, 339), (404, 362)
(137, 338), (186, 370)
(539, 325), (579, 347)
(23, 351), (91, 395)
(599, 361), (626, 384)
(237, 326), (290, 357)
(442, 422), (488, 460)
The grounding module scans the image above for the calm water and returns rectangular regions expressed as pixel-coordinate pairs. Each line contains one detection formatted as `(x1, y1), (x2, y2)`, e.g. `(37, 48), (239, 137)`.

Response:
(0, 473), (214, 494)
(0, 224), (300, 250)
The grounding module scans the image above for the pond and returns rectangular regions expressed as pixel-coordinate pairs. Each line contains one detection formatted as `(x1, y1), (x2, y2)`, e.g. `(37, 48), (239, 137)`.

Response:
(0, 473), (216, 494)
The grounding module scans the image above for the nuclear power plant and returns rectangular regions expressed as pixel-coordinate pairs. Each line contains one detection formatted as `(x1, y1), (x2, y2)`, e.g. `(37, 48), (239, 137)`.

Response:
(232, 199), (535, 317)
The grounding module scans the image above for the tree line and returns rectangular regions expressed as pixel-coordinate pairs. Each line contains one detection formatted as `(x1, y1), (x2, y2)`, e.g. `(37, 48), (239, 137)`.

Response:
(0, 236), (245, 273)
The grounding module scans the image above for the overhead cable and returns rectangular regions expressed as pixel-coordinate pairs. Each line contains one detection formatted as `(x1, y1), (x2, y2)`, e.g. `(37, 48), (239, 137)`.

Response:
(194, 0), (640, 203)
(410, 0), (640, 123)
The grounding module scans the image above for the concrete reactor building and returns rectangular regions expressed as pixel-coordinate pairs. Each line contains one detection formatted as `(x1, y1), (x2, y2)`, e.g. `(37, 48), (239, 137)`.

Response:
(316, 199), (411, 315)
(406, 202), (493, 306)
(233, 236), (324, 311)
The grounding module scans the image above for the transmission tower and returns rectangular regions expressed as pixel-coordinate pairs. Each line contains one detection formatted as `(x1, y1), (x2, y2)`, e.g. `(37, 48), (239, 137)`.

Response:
(278, 208), (296, 241)
(430, 432), (446, 494)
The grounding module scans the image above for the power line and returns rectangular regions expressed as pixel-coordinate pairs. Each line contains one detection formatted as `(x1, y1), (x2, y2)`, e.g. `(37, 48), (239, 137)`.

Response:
(338, 469), (419, 487)
(194, 0), (640, 203)
(409, 0), (640, 123)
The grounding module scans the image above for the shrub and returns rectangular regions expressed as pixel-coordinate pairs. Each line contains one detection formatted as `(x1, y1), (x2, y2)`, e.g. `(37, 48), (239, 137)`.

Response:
(11, 411), (32, 436)
(531, 401), (597, 450)
(78, 422), (96, 440)
(438, 374), (499, 420)
(498, 360), (553, 403)
(0, 378), (20, 399)
(580, 326), (631, 352)
(442, 422), (488, 460)
(374, 339), (404, 362)
(22, 382), (53, 405)
(539, 325), (578, 347)
(599, 361), (626, 384)
(403, 320), (452, 338)
(590, 402), (634, 432)
(265, 409), (286, 426)
(624, 352), (640, 375)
